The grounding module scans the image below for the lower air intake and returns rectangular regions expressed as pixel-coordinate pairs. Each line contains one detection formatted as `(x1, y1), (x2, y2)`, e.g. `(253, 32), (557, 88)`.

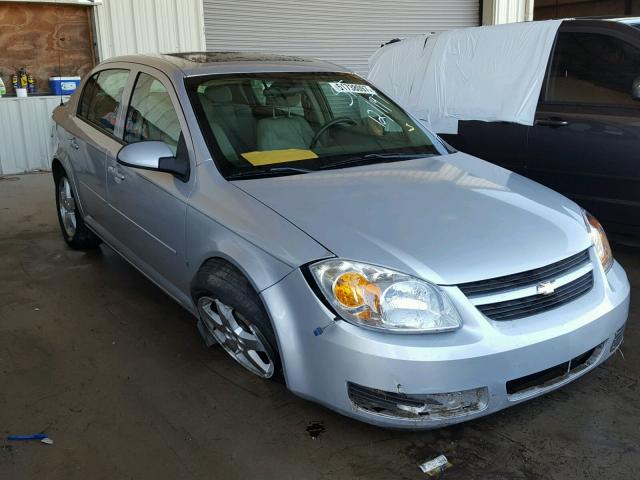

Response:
(506, 342), (604, 400)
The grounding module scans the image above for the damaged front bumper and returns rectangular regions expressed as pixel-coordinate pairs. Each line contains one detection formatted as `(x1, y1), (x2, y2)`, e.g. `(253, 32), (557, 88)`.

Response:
(260, 260), (629, 429)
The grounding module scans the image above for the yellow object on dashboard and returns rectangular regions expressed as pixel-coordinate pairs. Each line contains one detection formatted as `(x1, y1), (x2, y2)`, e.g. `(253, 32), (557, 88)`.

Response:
(241, 149), (318, 166)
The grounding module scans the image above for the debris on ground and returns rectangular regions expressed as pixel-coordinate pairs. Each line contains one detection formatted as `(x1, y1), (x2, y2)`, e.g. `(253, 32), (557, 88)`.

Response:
(418, 454), (452, 477)
(305, 421), (325, 439)
(6, 434), (53, 445)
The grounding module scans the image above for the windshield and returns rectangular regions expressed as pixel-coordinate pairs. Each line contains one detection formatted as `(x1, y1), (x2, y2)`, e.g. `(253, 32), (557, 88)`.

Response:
(186, 72), (444, 178)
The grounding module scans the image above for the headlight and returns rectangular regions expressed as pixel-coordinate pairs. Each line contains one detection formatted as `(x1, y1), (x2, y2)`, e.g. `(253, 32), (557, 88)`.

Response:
(309, 259), (461, 333)
(583, 211), (613, 272)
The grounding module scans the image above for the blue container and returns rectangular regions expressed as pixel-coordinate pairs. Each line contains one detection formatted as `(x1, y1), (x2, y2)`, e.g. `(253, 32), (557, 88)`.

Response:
(49, 76), (81, 95)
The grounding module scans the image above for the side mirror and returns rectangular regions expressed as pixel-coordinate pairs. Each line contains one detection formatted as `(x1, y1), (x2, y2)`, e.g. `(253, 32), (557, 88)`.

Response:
(632, 76), (640, 101)
(117, 141), (189, 181)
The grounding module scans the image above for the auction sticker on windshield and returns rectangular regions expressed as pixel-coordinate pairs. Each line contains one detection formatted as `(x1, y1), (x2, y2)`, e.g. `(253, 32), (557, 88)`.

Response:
(329, 83), (376, 95)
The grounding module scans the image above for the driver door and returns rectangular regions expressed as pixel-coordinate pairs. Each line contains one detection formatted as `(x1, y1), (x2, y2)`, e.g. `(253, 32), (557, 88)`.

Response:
(105, 67), (195, 297)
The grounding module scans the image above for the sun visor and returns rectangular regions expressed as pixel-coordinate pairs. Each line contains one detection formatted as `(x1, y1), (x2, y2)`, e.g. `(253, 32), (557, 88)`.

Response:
(368, 20), (562, 134)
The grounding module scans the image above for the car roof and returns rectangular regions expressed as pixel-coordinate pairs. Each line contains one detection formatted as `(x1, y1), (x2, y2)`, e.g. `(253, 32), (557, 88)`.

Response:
(569, 15), (640, 22)
(100, 51), (352, 77)
(560, 17), (640, 34)
(602, 16), (640, 29)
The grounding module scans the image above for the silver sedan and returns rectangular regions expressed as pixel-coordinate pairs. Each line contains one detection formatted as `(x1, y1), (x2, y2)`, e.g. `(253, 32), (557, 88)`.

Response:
(51, 52), (630, 428)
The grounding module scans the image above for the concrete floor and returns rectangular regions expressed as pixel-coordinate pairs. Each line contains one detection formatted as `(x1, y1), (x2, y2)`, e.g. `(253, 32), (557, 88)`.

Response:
(1, 173), (638, 480)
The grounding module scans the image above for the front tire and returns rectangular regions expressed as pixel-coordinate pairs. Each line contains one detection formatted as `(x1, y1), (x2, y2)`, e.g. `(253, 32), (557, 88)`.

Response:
(192, 259), (283, 381)
(54, 171), (101, 250)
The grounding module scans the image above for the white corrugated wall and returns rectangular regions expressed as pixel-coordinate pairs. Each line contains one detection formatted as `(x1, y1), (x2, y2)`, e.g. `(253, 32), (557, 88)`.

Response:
(203, 0), (480, 75)
(0, 97), (68, 175)
(93, 0), (206, 60)
(483, 0), (534, 25)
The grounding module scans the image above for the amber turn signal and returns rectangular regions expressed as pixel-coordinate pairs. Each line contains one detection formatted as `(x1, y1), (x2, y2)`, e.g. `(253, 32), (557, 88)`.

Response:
(333, 272), (368, 308)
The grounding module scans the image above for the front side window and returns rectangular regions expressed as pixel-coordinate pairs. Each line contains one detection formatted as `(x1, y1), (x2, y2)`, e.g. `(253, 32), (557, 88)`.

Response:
(546, 32), (640, 106)
(187, 73), (442, 178)
(124, 72), (182, 155)
(78, 69), (129, 135)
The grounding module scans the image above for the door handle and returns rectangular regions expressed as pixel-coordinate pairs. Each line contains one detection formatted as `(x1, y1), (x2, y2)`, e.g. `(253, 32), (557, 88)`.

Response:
(535, 117), (569, 127)
(70, 137), (80, 150)
(108, 165), (125, 183)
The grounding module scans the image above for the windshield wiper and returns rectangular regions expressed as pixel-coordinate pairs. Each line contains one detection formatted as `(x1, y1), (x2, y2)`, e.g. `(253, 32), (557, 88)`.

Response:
(227, 166), (313, 180)
(265, 166), (314, 174)
(319, 152), (434, 170)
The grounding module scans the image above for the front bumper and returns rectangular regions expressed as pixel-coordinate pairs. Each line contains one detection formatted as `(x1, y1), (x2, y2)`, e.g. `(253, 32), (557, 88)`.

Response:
(260, 256), (630, 429)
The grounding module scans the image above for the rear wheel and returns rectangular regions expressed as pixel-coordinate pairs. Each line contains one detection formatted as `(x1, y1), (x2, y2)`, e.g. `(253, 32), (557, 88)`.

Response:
(54, 171), (101, 250)
(193, 259), (282, 381)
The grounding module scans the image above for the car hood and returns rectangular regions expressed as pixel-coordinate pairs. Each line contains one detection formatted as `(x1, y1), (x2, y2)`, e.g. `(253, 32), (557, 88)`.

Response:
(234, 152), (592, 285)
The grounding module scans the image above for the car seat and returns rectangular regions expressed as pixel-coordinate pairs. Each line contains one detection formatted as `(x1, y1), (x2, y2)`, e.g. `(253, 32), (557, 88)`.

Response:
(256, 85), (314, 151)
(201, 85), (257, 154)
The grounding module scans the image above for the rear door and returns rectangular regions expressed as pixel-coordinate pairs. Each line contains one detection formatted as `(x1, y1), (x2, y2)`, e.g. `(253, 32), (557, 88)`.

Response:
(105, 66), (194, 296)
(71, 68), (130, 230)
(526, 23), (640, 235)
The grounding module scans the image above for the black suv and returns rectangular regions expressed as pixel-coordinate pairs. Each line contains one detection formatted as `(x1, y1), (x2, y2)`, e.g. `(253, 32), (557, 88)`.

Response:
(442, 18), (640, 237)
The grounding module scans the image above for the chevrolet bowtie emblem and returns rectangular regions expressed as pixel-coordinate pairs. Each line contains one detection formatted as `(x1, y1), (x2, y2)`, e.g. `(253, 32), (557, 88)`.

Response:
(537, 281), (556, 295)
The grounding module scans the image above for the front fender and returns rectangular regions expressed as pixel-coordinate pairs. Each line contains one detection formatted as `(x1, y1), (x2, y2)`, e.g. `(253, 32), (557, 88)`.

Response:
(186, 205), (297, 295)
(185, 163), (333, 295)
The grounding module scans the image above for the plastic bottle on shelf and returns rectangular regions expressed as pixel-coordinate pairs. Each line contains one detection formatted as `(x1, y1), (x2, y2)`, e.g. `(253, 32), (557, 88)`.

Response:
(19, 68), (28, 88)
(27, 74), (36, 94)
(0, 74), (6, 98)
(16, 68), (29, 98)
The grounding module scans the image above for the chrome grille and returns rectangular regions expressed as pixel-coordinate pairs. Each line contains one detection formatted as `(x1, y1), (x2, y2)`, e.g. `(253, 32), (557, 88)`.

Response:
(459, 250), (590, 296)
(460, 250), (593, 321)
(476, 272), (593, 320)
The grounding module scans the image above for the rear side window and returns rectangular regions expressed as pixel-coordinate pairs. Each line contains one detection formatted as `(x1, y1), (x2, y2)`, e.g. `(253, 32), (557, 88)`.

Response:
(78, 69), (129, 135)
(546, 32), (640, 106)
(124, 72), (182, 155)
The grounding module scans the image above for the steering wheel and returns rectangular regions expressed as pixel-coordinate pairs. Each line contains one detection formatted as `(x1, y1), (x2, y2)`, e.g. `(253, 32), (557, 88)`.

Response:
(310, 117), (358, 149)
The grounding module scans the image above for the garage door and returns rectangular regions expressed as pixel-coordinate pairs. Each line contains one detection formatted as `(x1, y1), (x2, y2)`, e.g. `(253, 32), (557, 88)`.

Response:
(203, 0), (480, 75)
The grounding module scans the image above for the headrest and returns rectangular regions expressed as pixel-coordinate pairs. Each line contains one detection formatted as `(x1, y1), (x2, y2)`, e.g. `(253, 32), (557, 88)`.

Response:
(204, 85), (232, 103)
(264, 84), (304, 108)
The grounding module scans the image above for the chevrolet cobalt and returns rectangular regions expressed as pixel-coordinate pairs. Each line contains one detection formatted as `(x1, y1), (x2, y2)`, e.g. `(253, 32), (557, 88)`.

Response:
(51, 53), (630, 428)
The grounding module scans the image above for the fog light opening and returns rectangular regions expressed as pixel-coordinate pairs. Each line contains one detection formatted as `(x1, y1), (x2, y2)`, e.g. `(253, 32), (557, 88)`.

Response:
(347, 382), (489, 421)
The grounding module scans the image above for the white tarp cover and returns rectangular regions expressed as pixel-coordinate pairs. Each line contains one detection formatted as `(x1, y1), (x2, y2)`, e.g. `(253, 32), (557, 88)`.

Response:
(368, 20), (563, 134)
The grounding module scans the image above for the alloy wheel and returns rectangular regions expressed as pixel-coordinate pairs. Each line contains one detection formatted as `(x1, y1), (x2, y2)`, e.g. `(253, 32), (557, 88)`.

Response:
(197, 296), (275, 378)
(58, 177), (77, 238)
